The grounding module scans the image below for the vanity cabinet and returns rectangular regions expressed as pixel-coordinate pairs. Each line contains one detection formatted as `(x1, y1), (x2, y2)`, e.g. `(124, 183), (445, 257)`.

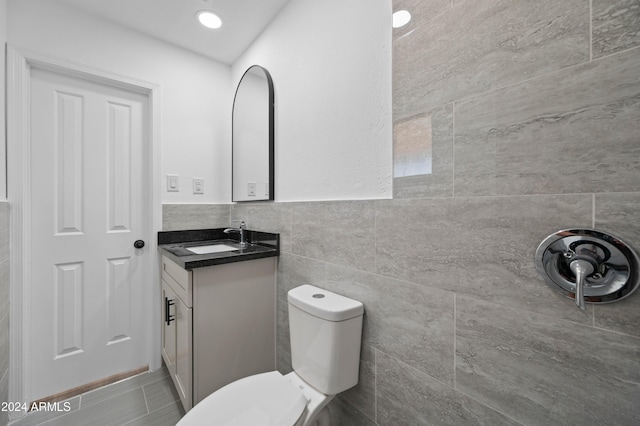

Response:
(161, 254), (276, 411)
(161, 277), (192, 409)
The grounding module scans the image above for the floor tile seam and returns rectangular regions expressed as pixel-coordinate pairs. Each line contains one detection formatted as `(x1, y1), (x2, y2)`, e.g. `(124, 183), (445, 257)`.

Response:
(140, 379), (180, 412)
(73, 386), (145, 413)
(138, 372), (171, 389)
(147, 400), (181, 415)
(80, 388), (137, 410)
(141, 386), (150, 417)
(38, 387), (149, 426)
(0, 368), (9, 386)
(8, 409), (63, 426)
(36, 407), (74, 426)
(79, 370), (167, 409)
(121, 400), (183, 426)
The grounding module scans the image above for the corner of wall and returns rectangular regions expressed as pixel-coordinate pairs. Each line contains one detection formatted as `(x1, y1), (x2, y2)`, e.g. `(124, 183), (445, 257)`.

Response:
(1, 0), (8, 201)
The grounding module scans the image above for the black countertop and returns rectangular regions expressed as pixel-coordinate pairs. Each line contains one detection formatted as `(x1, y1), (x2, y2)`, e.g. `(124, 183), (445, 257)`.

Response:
(158, 228), (279, 270)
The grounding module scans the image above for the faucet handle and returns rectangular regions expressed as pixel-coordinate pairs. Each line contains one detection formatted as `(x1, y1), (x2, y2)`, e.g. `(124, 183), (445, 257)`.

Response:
(569, 259), (594, 311)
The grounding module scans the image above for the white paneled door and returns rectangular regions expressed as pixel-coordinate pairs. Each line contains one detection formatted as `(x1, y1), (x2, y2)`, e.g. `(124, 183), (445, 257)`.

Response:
(28, 68), (150, 401)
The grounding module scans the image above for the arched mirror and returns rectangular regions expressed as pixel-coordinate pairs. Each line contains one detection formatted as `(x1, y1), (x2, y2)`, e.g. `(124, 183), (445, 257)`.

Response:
(232, 65), (274, 202)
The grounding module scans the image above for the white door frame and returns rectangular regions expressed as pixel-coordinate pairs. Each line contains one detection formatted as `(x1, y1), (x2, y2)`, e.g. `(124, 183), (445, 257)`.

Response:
(7, 45), (163, 407)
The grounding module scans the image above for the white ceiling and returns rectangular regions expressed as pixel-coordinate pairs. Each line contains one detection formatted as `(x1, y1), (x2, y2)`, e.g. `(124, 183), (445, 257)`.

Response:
(56, 0), (292, 65)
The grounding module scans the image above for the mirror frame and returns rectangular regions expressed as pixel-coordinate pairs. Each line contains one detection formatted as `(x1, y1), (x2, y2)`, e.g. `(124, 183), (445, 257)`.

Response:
(231, 65), (275, 202)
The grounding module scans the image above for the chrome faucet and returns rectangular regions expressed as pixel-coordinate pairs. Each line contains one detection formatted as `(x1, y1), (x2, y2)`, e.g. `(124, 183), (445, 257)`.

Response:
(224, 220), (248, 247)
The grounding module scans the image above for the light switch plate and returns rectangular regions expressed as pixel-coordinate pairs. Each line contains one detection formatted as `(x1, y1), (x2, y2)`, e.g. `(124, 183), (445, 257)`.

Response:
(193, 178), (204, 194)
(166, 174), (179, 192)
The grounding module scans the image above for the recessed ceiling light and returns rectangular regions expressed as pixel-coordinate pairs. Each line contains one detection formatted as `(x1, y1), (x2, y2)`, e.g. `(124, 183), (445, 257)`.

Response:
(392, 10), (411, 28)
(197, 10), (222, 29)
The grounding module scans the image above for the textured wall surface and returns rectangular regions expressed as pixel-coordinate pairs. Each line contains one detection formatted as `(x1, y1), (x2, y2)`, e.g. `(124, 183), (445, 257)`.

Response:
(0, 0), (8, 420)
(240, 0), (640, 424)
(8, 0), (233, 204)
(163, 0), (640, 424)
(231, 0), (393, 202)
(162, 204), (231, 231)
(0, 202), (10, 426)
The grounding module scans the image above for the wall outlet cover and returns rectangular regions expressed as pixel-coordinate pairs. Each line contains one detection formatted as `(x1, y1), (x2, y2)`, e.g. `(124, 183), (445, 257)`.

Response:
(193, 178), (204, 194)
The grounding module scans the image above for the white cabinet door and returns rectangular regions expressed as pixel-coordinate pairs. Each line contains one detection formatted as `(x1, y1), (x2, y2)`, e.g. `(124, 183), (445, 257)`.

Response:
(162, 278), (192, 411)
(161, 280), (177, 377)
(174, 295), (193, 410)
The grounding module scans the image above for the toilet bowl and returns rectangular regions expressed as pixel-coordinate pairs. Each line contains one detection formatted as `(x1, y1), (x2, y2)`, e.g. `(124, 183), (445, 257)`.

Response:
(176, 284), (364, 426)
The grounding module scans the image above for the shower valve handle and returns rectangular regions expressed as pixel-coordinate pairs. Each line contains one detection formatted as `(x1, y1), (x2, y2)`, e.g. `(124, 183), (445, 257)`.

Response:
(569, 259), (594, 311)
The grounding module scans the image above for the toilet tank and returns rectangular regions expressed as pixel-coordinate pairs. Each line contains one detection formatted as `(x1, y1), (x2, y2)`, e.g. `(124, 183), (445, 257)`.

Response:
(287, 285), (364, 395)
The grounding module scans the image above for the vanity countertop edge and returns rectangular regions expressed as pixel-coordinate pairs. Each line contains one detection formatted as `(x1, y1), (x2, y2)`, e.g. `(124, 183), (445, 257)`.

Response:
(158, 228), (280, 270)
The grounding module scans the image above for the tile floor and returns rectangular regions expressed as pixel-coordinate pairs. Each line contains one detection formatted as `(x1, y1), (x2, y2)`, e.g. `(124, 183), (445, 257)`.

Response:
(9, 368), (185, 426)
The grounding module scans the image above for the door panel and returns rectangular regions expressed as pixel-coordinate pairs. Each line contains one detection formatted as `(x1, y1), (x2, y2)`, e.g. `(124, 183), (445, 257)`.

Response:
(29, 68), (150, 401)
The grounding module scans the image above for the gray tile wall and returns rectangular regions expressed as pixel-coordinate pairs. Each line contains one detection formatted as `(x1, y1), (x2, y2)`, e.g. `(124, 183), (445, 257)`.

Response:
(163, 1), (640, 424)
(0, 202), (9, 426)
(162, 204), (231, 231)
(227, 193), (640, 425)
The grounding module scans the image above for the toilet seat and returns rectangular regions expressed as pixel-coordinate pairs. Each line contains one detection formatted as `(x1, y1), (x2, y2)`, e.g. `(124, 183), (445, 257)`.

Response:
(176, 371), (307, 426)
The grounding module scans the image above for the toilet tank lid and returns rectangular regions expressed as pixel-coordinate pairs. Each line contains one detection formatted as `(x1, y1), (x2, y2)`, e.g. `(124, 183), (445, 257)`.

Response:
(288, 285), (364, 321)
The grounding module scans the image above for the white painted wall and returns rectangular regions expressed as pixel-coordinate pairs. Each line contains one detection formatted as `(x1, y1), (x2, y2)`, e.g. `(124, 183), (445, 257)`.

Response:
(232, 0), (393, 202)
(5, 0), (393, 205)
(6, 0), (232, 203)
(0, 0), (7, 200)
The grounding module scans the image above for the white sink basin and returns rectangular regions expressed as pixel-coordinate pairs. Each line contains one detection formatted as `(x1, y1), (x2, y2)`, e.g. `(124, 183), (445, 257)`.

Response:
(186, 244), (238, 254)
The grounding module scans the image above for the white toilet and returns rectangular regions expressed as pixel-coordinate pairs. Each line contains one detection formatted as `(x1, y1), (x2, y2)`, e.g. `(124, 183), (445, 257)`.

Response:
(176, 284), (364, 426)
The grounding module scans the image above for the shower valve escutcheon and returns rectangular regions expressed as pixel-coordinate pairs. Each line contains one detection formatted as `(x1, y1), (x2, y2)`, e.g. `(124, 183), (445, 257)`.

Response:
(535, 229), (639, 311)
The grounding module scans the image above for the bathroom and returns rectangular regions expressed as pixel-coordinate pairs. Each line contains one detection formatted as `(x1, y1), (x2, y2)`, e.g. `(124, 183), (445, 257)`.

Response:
(1, 0), (639, 425)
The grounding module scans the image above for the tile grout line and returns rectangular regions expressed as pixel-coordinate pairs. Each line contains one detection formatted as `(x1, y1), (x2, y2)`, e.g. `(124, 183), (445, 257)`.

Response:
(377, 347), (525, 426)
(374, 347), (378, 425)
(453, 292), (457, 390)
(591, 194), (596, 328)
(374, 202), (378, 273)
(141, 385), (150, 415)
(452, 101), (456, 198)
(589, 0), (593, 62)
(446, 44), (640, 114)
(592, 193), (596, 228)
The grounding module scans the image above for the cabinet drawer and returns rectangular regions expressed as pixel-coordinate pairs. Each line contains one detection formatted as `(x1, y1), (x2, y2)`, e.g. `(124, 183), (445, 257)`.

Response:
(162, 255), (192, 307)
